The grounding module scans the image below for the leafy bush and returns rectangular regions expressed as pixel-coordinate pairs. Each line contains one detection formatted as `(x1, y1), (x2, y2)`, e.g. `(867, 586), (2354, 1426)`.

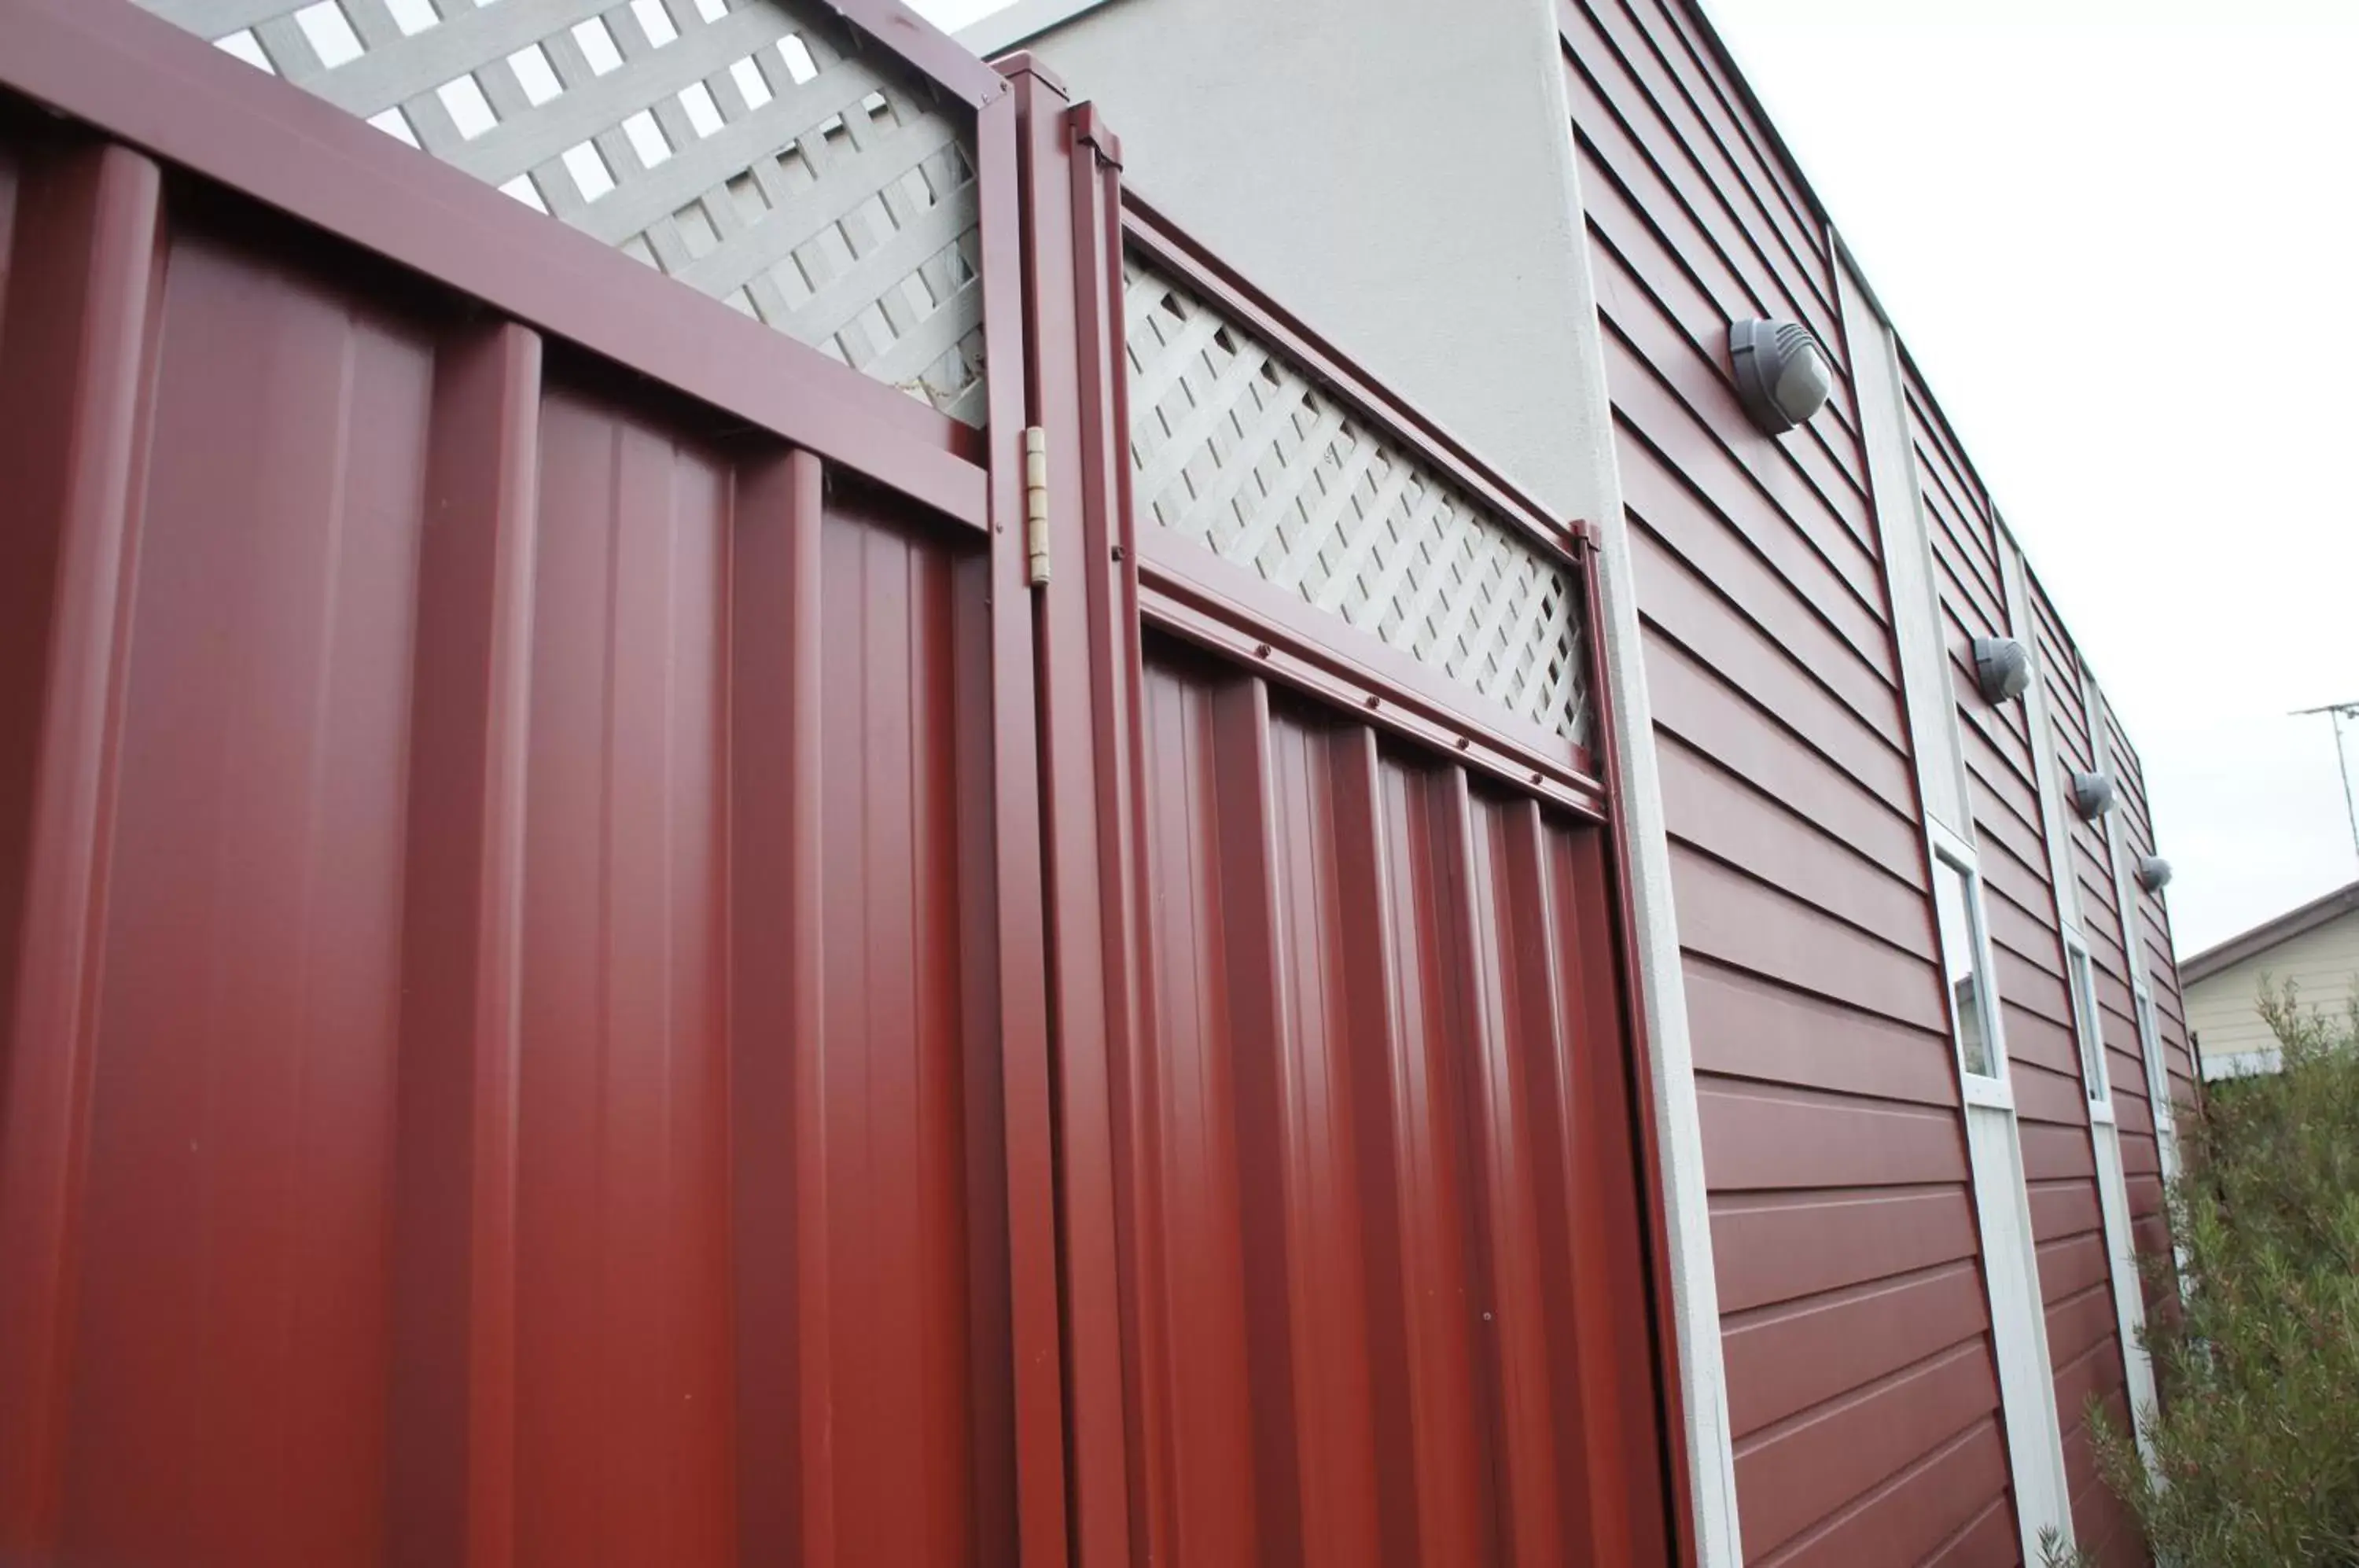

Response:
(2044, 982), (2359, 1567)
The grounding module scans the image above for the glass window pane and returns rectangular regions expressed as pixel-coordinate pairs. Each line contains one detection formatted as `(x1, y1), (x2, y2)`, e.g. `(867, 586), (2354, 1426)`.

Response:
(2136, 992), (2164, 1091)
(2069, 947), (2108, 1102)
(1932, 859), (1994, 1077)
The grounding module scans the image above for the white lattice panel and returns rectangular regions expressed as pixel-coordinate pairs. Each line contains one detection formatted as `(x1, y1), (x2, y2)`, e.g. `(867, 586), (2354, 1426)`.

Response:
(142, 0), (988, 425)
(1124, 259), (1591, 747)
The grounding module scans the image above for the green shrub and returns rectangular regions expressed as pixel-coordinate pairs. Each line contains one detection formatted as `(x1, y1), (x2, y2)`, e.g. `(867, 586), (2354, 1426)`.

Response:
(2044, 982), (2359, 1567)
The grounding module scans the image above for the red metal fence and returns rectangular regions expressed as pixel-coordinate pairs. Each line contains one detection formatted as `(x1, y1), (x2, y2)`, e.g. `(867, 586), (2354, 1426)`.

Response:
(0, 6), (1680, 1564)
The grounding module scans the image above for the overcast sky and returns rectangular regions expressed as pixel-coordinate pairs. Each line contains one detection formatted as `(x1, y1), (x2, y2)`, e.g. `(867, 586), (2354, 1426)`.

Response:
(916, 0), (2359, 956)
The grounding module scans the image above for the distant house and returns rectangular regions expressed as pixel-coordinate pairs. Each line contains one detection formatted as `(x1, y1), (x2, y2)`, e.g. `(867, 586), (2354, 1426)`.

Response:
(2183, 879), (2359, 1078)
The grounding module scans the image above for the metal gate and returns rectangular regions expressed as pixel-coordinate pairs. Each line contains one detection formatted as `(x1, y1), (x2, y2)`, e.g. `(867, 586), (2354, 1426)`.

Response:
(0, 6), (1680, 1564)
(1003, 64), (1680, 1566)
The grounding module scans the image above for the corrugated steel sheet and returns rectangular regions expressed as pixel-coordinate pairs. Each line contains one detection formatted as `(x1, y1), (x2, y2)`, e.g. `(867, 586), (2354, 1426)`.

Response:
(1119, 647), (1669, 1566)
(0, 23), (1677, 1566)
(0, 127), (1029, 1567)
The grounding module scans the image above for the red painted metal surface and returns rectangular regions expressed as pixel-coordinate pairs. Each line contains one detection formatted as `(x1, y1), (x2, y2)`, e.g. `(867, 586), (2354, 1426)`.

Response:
(0, 50), (1050, 1567)
(1000, 59), (1679, 1566)
(1120, 651), (1670, 1567)
(0, 12), (1680, 1566)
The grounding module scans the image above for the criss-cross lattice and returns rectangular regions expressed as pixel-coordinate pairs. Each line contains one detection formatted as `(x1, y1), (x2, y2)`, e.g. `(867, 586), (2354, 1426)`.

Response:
(1124, 259), (1590, 747)
(142, 0), (988, 425)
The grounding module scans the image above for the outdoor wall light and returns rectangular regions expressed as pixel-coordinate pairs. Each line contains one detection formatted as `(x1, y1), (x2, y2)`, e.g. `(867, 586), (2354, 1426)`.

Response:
(2071, 771), (2118, 820)
(1971, 637), (2032, 704)
(1730, 318), (1833, 434)
(2137, 856), (2173, 893)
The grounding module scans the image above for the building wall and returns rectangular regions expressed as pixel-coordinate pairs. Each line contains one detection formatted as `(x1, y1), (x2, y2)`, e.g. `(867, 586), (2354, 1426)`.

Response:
(1559, 4), (2022, 1560)
(2100, 712), (2203, 1112)
(2027, 602), (2180, 1338)
(2185, 911), (2359, 1067)
(2089, 698), (2184, 1302)
(1904, 367), (2140, 1563)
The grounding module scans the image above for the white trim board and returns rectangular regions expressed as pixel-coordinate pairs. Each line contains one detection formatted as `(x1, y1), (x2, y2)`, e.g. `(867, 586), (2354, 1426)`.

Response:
(1540, 9), (1744, 1559)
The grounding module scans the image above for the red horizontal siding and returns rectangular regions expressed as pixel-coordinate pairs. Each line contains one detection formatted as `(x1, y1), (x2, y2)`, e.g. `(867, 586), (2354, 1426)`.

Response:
(1683, 957), (1960, 1106)
(1566, 0), (2025, 1549)
(1721, 1262), (1988, 1435)
(1699, 1082), (1967, 1191)
(1640, 630), (1920, 878)
(1711, 1186), (1981, 1318)
(1785, 1425), (2015, 1568)
(1734, 1341), (2002, 1562)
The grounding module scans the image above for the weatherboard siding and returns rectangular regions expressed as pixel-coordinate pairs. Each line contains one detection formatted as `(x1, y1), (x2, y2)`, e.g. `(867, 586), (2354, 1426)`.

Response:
(2103, 704), (2200, 1107)
(2092, 698), (2196, 1333)
(2031, 609), (2184, 1345)
(2184, 911), (2359, 1063)
(1563, 0), (2017, 1559)
(2071, 689), (2171, 1291)
(1905, 367), (2140, 1564)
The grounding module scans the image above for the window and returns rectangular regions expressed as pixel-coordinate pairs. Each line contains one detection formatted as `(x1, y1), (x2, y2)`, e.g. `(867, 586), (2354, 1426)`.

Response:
(2135, 988), (2174, 1116)
(1931, 852), (1998, 1080)
(2065, 937), (2109, 1106)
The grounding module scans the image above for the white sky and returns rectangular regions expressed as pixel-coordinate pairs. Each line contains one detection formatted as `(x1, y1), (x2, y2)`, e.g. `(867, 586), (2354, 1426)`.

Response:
(915, 0), (2359, 956)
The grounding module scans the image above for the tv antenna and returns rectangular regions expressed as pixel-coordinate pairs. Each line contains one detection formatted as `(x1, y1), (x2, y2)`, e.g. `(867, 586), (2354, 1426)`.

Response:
(2292, 699), (2359, 863)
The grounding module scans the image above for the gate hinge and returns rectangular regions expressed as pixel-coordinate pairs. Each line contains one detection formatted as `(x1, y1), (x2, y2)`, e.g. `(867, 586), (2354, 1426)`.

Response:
(1024, 425), (1051, 587)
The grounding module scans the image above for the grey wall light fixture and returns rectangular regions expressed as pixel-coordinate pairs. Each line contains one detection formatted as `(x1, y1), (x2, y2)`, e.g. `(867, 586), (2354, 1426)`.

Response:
(2072, 771), (2118, 820)
(1730, 319), (1833, 434)
(1972, 637), (2031, 704)
(2136, 856), (2173, 893)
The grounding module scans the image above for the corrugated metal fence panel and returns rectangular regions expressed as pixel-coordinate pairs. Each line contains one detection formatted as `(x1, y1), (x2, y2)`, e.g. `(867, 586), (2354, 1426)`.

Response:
(1559, 0), (2014, 1559)
(1904, 367), (2136, 1562)
(1124, 640), (1667, 1567)
(0, 131), (1018, 1568)
(1001, 75), (1670, 1563)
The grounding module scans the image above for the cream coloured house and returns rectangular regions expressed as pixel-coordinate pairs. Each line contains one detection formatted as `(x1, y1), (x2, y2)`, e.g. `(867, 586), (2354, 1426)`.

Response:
(2183, 879), (2359, 1077)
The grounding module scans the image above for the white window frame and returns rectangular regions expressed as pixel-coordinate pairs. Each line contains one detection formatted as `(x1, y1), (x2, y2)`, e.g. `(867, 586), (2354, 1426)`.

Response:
(2133, 982), (2182, 1168)
(2131, 980), (2195, 1283)
(1927, 819), (2012, 1110)
(2133, 985), (2168, 1106)
(2062, 926), (2114, 1121)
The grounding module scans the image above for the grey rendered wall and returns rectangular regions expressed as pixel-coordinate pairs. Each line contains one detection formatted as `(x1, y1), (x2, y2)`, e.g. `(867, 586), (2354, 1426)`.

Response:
(966, 0), (1604, 525)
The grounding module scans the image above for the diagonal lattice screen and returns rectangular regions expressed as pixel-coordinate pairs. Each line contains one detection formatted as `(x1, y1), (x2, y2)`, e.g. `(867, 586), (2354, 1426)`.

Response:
(139, 0), (988, 426)
(1124, 257), (1591, 749)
